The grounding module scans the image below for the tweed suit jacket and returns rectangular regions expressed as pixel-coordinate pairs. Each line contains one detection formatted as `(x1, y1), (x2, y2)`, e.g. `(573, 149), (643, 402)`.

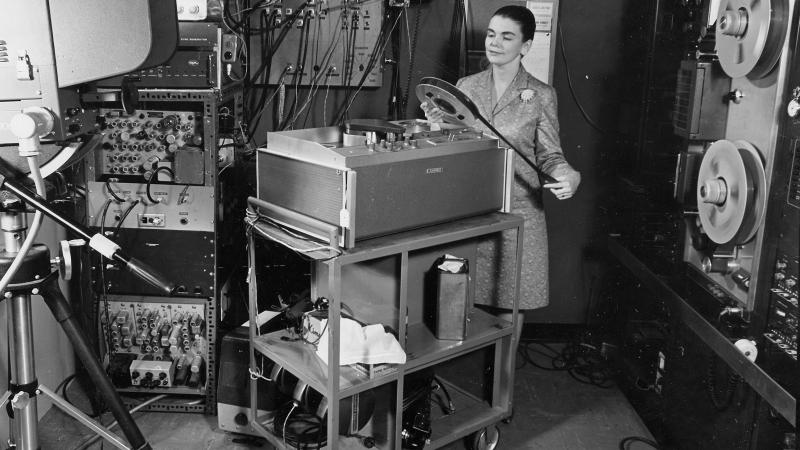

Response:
(456, 64), (576, 309)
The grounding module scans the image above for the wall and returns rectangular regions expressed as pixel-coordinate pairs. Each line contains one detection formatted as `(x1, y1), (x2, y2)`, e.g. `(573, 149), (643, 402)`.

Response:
(529, 0), (641, 323)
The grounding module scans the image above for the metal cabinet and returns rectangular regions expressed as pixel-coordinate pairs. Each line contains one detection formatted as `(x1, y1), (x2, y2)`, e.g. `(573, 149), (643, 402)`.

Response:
(246, 209), (523, 449)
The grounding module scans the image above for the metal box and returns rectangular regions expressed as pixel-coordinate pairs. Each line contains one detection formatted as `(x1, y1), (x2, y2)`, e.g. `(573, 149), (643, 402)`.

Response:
(433, 268), (470, 341)
(256, 124), (513, 248)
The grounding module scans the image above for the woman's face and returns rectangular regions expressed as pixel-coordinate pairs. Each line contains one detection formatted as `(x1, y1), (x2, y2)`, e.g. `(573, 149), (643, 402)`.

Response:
(485, 15), (532, 68)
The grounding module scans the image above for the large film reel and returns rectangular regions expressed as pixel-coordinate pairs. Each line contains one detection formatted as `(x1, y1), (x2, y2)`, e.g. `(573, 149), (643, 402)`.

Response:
(696, 139), (766, 244)
(715, 0), (790, 79)
(415, 78), (478, 126)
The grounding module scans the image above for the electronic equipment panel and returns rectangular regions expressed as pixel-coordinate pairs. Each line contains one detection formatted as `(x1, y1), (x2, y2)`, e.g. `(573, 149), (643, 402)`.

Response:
(763, 87), (800, 363)
(94, 22), (240, 90)
(101, 296), (214, 405)
(254, 0), (384, 87)
(94, 108), (204, 183)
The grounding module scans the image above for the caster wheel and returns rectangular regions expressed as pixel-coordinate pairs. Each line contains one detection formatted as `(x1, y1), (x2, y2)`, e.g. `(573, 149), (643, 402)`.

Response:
(468, 425), (500, 450)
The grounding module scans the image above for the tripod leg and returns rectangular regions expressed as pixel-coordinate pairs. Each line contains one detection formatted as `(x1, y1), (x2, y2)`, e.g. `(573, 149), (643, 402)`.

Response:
(39, 274), (152, 450)
(37, 384), (129, 450)
(0, 391), (11, 409)
(8, 293), (39, 450)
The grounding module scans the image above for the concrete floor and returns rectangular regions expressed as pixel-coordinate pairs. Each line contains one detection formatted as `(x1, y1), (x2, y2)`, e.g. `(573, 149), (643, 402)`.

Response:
(37, 344), (655, 450)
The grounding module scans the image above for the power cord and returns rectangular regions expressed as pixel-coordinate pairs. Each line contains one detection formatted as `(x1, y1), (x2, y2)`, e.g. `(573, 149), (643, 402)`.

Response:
(705, 355), (741, 411)
(619, 435), (661, 450)
(146, 166), (174, 204)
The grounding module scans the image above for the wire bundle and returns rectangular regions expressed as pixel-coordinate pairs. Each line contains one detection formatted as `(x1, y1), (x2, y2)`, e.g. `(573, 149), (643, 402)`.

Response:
(517, 340), (616, 389)
(273, 402), (326, 450)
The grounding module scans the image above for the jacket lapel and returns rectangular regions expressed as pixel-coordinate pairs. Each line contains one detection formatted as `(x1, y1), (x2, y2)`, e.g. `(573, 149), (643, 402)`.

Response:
(468, 69), (493, 120)
(492, 65), (530, 117)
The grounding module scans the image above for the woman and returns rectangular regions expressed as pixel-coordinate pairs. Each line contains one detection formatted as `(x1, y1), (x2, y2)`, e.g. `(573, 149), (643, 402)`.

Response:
(422, 5), (580, 340)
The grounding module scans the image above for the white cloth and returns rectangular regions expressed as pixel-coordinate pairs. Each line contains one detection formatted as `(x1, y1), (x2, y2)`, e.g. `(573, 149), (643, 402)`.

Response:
(312, 316), (406, 366)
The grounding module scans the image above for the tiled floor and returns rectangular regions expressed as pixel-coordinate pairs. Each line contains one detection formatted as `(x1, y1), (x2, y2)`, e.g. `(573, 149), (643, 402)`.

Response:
(38, 344), (654, 449)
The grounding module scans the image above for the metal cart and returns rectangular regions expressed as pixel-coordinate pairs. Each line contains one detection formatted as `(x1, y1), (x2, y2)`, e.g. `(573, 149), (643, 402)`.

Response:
(246, 205), (522, 449)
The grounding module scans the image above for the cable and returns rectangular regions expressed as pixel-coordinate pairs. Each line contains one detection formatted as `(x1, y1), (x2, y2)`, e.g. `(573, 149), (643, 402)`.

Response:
(400, 1), (422, 116)
(432, 376), (455, 414)
(619, 436), (661, 450)
(58, 373), (103, 418)
(76, 394), (168, 450)
(517, 340), (615, 388)
(333, 7), (405, 124)
(558, 25), (613, 135)
(104, 180), (126, 203)
(113, 199), (140, 238)
(146, 166), (174, 204)
(283, 18), (344, 129)
(705, 355), (740, 411)
(249, 65), (292, 141)
(244, 208), (342, 260)
(0, 156), (46, 295)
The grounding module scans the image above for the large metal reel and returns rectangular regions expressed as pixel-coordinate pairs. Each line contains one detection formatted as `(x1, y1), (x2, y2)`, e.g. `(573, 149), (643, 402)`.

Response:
(715, 0), (790, 79)
(696, 139), (767, 244)
(415, 78), (478, 126)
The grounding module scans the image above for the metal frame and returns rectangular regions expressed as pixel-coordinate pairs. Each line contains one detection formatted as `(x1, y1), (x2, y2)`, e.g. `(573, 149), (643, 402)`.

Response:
(247, 211), (523, 449)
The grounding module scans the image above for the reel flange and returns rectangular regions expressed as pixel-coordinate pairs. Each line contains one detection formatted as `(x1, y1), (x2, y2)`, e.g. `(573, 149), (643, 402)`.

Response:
(696, 139), (766, 245)
(715, 0), (790, 79)
(415, 78), (478, 126)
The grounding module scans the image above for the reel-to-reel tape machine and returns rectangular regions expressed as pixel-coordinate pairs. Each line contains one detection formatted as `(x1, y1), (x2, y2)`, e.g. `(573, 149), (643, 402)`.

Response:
(679, 0), (796, 310)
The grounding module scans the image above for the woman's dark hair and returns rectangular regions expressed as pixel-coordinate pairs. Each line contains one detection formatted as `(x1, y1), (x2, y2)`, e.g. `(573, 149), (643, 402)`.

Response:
(492, 5), (536, 42)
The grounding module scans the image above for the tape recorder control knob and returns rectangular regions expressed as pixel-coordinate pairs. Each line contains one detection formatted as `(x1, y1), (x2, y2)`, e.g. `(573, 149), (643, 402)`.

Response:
(727, 89), (745, 104)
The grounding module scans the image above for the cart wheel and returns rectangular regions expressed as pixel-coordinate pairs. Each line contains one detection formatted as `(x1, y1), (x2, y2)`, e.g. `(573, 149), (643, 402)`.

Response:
(501, 408), (514, 424)
(469, 425), (500, 450)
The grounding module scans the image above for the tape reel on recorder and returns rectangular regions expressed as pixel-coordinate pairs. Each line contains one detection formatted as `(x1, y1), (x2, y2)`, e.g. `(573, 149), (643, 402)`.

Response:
(696, 140), (766, 246)
(715, 0), (790, 79)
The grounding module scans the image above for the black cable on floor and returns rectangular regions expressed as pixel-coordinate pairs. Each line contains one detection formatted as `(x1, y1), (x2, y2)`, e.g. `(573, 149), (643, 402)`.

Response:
(517, 340), (615, 388)
(619, 435), (661, 450)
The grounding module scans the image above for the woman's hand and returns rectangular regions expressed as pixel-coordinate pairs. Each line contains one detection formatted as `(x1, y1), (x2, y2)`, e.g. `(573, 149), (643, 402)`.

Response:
(421, 101), (445, 123)
(543, 170), (581, 200)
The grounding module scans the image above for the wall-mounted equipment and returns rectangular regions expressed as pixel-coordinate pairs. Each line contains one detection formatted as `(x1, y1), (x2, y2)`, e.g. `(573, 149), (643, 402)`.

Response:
(679, 0), (794, 311)
(254, 0), (385, 87)
(93, 22), (240, 90)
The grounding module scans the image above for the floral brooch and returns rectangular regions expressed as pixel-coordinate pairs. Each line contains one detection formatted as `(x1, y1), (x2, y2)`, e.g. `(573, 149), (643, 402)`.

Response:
(520, 89), (535, 103)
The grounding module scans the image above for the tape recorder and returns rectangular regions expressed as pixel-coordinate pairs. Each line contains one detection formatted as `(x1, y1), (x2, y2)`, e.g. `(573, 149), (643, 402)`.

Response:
(255, 119), (513, 248)
(676, 0), (796, 310)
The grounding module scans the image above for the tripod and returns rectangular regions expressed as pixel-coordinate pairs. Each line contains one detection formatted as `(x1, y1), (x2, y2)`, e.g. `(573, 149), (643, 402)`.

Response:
(0, 201), (150, 449)
(0, 110), (172, 449)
